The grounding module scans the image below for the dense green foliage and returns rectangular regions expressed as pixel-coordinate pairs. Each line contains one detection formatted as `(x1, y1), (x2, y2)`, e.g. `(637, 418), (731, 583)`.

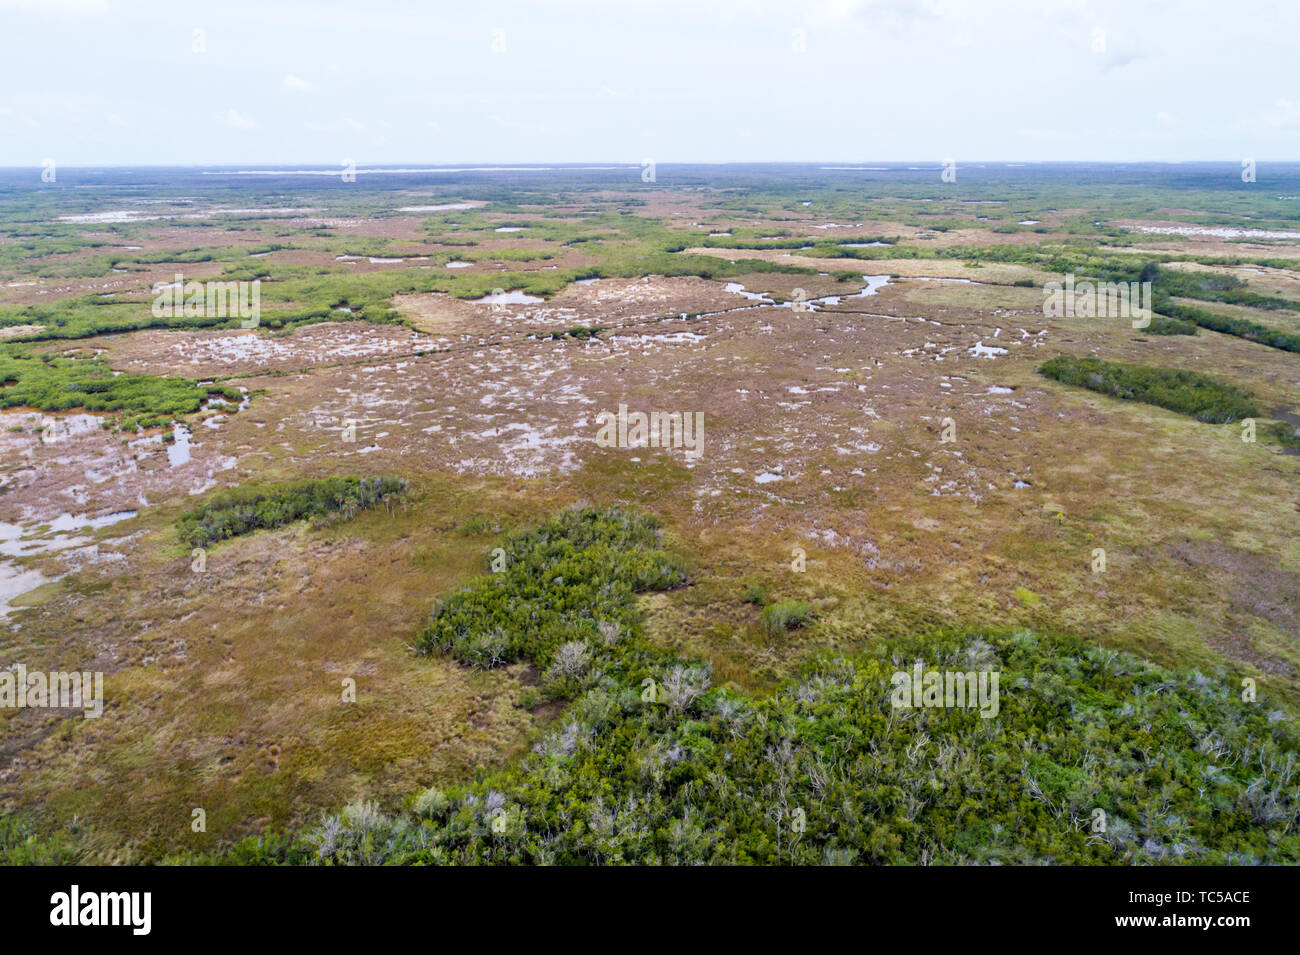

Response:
(1037, 354), (1259, 423)
(0, 815), (77, 865)
(155, 507), (1300, 866)
(0, 347), (241, 430)
(1154, 301), (1300, 353)
(1151, 266), (1298, 311)
(1268, 420), (1300, 451)
(415, 507), (688, 670)
(177, 476), (408, 546)
(1144, 314), (1199, 336)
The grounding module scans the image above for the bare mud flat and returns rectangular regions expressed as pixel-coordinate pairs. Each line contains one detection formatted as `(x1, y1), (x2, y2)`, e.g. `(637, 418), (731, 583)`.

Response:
(394, 276), (749, 337)
(90, 322), (437, 378)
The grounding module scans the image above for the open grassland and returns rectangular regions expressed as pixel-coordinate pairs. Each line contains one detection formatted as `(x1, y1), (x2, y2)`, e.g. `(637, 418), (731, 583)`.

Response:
(1, 164), (1297, 863)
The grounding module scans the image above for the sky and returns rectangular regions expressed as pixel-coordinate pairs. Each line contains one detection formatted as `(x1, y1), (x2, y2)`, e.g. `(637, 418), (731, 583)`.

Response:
(1, 0), (1297, 166)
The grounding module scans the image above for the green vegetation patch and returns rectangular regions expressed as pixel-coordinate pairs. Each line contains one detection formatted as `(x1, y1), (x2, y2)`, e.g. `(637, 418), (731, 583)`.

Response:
(532, 325), (603, 341)
(759, 598), (814, 635)
(159, 508), (1300, 866)
(0, 348), (241, 430)
(1144, 314), (1199, 336)
(1154, 301), (1300, 353)
(1267, 420), (1300, 452)
(1037, 354), (1260, 423)
(289, 631), (1300, 864)
(0, 814), (78, 865)
(416, 507), (688, 670)
(177, 476), (408, 546)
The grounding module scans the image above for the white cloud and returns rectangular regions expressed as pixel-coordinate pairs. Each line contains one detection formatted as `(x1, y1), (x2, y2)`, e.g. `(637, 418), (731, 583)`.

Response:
(0, 0), (110, 15)
(303, 117), (366, 133)
(220, 109), (257, 129)
(1260, 99), (1300, 129)
(0, 105), (40, 129)
(1236, 99), (1300, 136)
(281, 74), (316, 94)
(489, 113), (547, 134)
(1, 0), (1297, 163)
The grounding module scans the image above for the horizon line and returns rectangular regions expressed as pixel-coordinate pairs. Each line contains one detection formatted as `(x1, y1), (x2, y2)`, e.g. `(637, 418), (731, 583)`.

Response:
(3, 159), (1299, 170)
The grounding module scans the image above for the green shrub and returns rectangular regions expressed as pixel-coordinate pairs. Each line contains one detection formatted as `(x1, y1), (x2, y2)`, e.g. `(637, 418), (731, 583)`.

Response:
(1037, 354), (1259, 423)
(176, 508), (1300, 866)
(0, 814), (78, 865)
(1014, 586), (1042, 607)
(0, 348), (242, 430)
(177, 476), (407, 546)
(412, 787), (451, 821)
(759, 598), (813, 635)
(533, 325), (604, 341)
(1145, 315), (1198, 336)
(416, 507), (687, 670)
(1267, 420), (1300, 451)
(1153, 301), (1300, 352)
(206, 625), (1300, 866)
